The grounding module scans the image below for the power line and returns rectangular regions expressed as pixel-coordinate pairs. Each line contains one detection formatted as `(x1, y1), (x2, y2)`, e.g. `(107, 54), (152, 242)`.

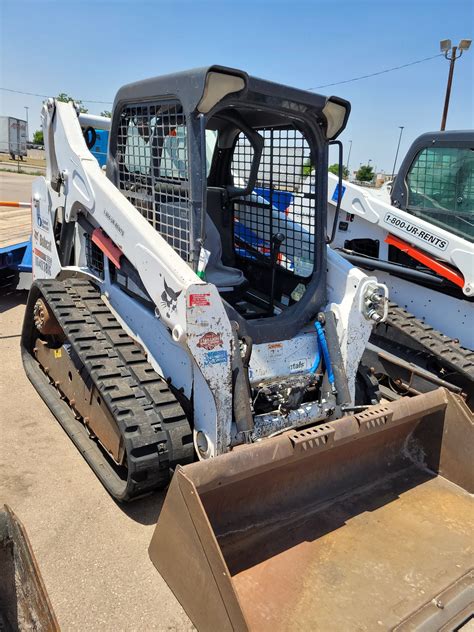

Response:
(1, 52), (444, 104)
(0, 87), (112, 104)
(307, 53), (443, 90)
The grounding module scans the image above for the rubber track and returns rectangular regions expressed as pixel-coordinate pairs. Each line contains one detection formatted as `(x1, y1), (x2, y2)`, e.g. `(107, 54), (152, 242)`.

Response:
(30, 278), (192, 500)
(383, 301), (474, 385)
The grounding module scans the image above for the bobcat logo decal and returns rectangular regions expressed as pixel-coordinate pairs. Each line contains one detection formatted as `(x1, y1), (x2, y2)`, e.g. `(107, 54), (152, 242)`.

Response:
(161, 279), (182, 319)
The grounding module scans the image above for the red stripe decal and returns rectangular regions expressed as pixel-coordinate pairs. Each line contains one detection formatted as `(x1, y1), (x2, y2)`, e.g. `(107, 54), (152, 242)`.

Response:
(91, 228), (122, 269)
(385, 234), (464, 288)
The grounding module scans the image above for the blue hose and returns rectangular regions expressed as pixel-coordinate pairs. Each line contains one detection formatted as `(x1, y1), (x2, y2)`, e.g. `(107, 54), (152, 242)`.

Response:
(309, 337), (321, 373)
(314, 321), (336, 392)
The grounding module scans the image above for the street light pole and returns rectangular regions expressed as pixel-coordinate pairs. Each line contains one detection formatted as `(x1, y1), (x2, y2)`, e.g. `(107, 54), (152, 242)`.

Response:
(391, 126), (404, 180)
(440, 39), (471, 131)
(345, 140), (352, 173)
(441, 45), (458, 131)
(24, 106), (29, 142)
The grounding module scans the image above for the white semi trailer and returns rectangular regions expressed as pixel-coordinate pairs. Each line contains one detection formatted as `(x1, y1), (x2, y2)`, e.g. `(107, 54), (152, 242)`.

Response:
(0, 116), (28, 160)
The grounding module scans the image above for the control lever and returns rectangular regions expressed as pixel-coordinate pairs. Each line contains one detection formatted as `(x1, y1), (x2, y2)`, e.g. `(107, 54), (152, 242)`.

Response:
(269, 233), (285, 313)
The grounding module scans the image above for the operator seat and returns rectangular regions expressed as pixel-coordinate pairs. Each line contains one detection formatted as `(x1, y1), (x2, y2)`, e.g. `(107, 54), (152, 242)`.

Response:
(204, 187), (248, 293)
(203, 214), (247, 293)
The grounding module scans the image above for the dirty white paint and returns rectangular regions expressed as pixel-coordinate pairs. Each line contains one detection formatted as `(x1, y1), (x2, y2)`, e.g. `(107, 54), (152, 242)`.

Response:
(249, 332), (319, 384)
(38, 99), (388, 464)
(326, 248), (383, 400)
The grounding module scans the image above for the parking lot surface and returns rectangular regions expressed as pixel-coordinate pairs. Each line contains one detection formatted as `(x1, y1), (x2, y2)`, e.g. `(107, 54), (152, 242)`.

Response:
(0, 171), (192, 631)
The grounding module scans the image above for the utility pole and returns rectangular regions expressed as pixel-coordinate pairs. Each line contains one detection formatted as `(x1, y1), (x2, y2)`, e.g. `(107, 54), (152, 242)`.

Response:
(391, 126), (404, 180)
(345, 140), (352, 174)
(440, 39), (471, 131)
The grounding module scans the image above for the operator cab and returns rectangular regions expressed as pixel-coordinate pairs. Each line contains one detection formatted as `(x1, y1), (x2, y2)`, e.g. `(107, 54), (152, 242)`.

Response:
(204, 110), (318, 319)
(392, 130), (474, 243)
(108, 66), (349, 341)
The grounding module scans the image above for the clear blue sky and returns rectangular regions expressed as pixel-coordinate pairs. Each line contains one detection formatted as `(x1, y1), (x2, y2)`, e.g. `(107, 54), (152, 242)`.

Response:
(1, 0), (472, 172)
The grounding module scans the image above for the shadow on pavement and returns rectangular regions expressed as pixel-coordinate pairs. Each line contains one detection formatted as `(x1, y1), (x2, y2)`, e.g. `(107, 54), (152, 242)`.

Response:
(116, 488), (168, 526)
(0, 289), (28, 315)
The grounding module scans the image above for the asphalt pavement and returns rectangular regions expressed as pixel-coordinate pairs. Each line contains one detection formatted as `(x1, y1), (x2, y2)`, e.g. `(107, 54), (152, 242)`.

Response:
(0, 171), (37, 202)
(0, 171), (193, 631)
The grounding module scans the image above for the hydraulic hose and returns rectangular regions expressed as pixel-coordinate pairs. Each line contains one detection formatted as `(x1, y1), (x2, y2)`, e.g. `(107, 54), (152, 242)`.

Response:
(322, 311), (351, 404)
(315, 321), (336, 393)
(309, 334), (321, 374)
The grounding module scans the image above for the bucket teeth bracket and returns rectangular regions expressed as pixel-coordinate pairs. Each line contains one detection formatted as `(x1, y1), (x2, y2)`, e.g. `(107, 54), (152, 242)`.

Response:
(355, 405), (393, 432)
(289, 424), (336, 451)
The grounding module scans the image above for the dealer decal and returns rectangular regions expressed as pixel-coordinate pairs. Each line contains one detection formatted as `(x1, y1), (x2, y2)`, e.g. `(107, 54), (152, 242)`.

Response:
(34, 248), (52, 276)
(203, 350), (228, 366)
(38, 233), (52, 251)
(384, 212), (448, 251)
(33, 229), (52, 252)
(289, 358), (309, 373)
(197, 332), (223, 351)
(35, 207), (49, 232)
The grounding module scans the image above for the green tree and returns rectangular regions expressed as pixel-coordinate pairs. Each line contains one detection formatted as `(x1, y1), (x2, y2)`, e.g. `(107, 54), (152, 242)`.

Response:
(355, 164), (375, 182)
(33, 130), (44, 145)
(328, 163), (349, 179)
(302, 158), (313, 179)
(100, 110), (112, 118)
(56, 92), (88, 113)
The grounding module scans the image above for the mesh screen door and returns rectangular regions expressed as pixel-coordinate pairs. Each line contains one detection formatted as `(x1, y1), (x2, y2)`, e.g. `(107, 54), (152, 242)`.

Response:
(231, 128), (316, 277)
(116, 101), (192, 260)
(407, 146), (474, 242)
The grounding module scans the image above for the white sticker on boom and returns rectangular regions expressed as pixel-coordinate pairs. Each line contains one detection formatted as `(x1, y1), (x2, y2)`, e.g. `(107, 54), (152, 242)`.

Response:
(289, 358), (309, 373)
(384, 212), (448, 251)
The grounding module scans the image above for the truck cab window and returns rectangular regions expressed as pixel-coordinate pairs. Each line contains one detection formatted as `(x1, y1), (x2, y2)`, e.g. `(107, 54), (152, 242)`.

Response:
(406, 146), (474, 242)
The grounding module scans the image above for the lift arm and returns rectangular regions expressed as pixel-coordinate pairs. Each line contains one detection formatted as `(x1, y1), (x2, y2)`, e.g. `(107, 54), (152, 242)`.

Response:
(326, 172), (474, 297)
(32, 99), (235, 455)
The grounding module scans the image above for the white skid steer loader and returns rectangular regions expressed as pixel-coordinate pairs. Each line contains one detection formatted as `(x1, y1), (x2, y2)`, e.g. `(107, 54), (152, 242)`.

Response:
(21, 67), (473, 630)
(323, 132), (474, 405)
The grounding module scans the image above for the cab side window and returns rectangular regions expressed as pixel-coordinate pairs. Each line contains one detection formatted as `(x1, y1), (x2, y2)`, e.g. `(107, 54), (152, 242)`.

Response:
(406, 147), (474, 242)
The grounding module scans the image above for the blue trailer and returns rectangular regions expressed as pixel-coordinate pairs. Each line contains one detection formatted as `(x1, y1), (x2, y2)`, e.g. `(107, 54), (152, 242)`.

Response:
(90, 129), (109, 167)
(0, 239), (32, 290)
(0, 129), (108, 291)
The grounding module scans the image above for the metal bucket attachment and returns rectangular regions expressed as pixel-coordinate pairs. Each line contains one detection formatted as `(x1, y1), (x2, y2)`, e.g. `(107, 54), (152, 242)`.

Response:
(0, 505), (58, 631)
(149, 389), (473, 631)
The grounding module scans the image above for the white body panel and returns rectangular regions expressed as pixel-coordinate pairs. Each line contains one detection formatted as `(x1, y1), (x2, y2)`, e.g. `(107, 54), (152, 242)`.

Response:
(321, 173), (474, 349)
(373, 270), (474, 349)
(35, 101), (234, 457)
(326, 248), (381, 398)
(33, 100), (384, 458)
(325, 172), (474, 296)
(249, 333), (318, 383)
(31, 177), (62, 280)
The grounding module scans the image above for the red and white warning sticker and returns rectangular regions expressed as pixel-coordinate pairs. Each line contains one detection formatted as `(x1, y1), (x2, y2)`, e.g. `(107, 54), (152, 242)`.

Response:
(189, 293), (211, 307)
